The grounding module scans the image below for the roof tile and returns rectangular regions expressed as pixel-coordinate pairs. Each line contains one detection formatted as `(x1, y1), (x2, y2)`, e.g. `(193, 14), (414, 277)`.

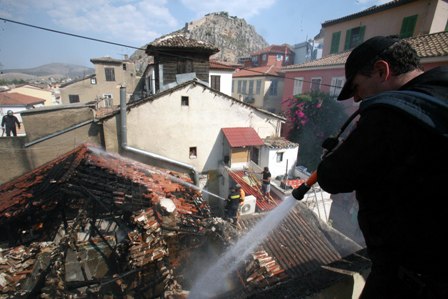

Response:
(222, 127), (264, 147)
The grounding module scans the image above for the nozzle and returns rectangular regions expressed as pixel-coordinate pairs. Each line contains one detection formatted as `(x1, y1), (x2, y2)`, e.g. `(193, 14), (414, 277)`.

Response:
(292, 171), (317, 200)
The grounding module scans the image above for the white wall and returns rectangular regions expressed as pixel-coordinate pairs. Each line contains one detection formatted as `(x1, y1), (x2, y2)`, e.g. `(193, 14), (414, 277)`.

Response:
(260, 146), (298, 179)
(113, 82), (283, 173)
(209, 69), (233, 97)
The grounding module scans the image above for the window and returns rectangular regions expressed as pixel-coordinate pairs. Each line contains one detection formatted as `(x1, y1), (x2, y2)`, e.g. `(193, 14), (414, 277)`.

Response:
(256, 80), (262, 95)
(90, 77), (97, 84)
(330, 31), (341, 54)
(181, 96), (189, 106)
(262, 54), (267, 61)
(211, 75), (221, 91)
(177, 58), (193, 74)
(276, 152), (284, 162)
(276, 54), (283, 61)
(293, 77), (304, 95)
(69, 95), (80, 103)
(310, 78), (321, 92)
(189, 147), (197, 159)
(105, 67), (115, 81)
(122, 63), (127, 70)
(237, 80), (242, 93)
(242, 80), (247, 94)
(248, 80), (254, 95)
(268, 79), (278, 96)
(344, 26), (365, 50)
(330, 77), (345, 100)
(400, 15), (417, 38)
(103, 94), (113, 107)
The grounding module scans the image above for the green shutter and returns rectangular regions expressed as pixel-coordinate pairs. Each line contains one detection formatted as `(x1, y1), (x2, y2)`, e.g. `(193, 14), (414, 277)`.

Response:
(359, 26), (366, 43)
(330, 32), (341, 54)
(344, 29), (352, 50)
(400, 15), (417, 38)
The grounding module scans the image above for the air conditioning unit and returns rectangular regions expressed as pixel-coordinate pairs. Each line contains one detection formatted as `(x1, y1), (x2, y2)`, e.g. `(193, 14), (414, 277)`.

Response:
(239, 195), (256, 216)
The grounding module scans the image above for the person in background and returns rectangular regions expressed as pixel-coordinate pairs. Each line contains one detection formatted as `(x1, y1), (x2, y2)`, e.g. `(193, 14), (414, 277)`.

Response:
(2, 110), (21, 137)
(261, 167), (271, 198)
(312, 36), (448, 298)
(235, 184), (245, 221)
(236, 184), (245, 202)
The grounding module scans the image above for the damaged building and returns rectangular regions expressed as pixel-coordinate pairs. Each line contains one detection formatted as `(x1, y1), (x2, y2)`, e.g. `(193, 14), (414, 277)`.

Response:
(0, 144), (368, 298)
(0, 143), (242, 298)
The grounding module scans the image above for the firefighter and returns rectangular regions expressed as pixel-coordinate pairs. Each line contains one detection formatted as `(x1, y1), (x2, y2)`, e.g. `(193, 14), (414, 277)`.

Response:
(225, 187), (241, 223)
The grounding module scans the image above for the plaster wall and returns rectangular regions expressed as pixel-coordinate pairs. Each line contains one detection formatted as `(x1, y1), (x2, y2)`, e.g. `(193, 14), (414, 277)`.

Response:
(103, 83), (283, 173)
(322, 0), (447, 56)
(209, 69), (233, 97)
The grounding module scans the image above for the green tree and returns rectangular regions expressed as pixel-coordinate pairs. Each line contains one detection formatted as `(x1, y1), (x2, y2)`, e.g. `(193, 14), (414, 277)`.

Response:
(285, 91), (348, 170)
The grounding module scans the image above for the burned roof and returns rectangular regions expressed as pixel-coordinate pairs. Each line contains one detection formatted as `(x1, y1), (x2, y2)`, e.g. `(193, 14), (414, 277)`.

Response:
(0, 143), (242, 298)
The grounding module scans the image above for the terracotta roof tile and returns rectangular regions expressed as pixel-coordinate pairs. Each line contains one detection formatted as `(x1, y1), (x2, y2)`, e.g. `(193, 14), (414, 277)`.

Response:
(0, 92), (46, 106)
(222, 127), (264, 147)
(209, 60), (237, 70)
(233, 65), (283, 77)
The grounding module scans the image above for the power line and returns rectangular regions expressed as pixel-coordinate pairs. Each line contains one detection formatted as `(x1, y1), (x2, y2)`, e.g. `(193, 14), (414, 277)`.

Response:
(0, 17), (144, 51)
(0, 17), (341, 90)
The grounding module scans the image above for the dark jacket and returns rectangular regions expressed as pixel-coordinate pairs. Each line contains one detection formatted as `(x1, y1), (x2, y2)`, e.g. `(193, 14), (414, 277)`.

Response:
(317, 66), (448, 275)
(1, 114), (20, 129)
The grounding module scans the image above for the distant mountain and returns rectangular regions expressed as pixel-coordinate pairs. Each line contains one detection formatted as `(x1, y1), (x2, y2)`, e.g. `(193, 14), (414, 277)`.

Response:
(130, 11), (270, 73)
(1, 63), (94, 81)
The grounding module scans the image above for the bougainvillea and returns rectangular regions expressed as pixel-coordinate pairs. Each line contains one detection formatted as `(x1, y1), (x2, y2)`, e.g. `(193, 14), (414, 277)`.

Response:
(285, 91), (348, 170)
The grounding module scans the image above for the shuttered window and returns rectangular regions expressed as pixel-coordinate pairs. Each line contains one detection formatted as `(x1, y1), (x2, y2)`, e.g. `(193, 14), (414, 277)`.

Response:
(344, 26), (365, 50)
(400, 15), (417, 38)
(330, 31), (341, 54)
(211, 75), (221, 91)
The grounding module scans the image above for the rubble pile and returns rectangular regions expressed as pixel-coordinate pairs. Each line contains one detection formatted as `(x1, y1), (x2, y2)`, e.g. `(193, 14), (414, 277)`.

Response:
(0, 145), (245, 298)
(0, 242), (56, 297)
(244, 250), (288, 290)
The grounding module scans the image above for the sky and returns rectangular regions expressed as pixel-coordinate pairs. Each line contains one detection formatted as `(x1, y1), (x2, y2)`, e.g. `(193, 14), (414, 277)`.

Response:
(0, 0), (391, 69)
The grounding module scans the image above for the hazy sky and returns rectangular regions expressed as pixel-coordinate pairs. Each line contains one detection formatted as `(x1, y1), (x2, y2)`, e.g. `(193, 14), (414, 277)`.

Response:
(0, 0), (390, 69)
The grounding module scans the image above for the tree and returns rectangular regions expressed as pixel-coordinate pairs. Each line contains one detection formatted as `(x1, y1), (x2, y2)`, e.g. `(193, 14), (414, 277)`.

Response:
(285, 91), (348, 170)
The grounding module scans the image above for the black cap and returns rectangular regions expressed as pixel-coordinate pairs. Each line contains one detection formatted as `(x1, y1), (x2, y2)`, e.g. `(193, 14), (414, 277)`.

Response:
(338, 36), (399, 101)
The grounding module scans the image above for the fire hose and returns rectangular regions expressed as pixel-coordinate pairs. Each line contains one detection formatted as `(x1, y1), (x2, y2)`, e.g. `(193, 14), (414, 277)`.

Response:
(291, 170), (317, 200)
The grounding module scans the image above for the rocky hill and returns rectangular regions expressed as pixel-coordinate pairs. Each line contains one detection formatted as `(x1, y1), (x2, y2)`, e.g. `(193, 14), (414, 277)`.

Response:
(130, 11), (270, 72)
(1, 63), (94, 79)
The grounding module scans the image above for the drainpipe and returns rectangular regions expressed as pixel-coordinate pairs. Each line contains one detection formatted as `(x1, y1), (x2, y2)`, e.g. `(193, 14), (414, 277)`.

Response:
(119, 86), (199, 185)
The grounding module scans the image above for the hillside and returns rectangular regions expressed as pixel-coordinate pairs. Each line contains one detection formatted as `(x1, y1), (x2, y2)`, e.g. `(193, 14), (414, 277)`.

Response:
(1, 63), (94, 79)
(130, 11), (270, 72)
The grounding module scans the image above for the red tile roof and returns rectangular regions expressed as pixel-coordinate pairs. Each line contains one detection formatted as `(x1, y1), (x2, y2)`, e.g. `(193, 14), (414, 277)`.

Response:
(222, 127), (264, 147)
(209, 60), (237, 70)
(227, 169), (281, 212)
(0, 92), (46, 106)
(233, 65), (283, 78)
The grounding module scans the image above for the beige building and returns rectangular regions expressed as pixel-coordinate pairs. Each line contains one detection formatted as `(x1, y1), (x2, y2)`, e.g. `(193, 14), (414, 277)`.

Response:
(6, 84), (57, 106)
(59, 57), (138, 107)
(321, 0), (448, 56)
